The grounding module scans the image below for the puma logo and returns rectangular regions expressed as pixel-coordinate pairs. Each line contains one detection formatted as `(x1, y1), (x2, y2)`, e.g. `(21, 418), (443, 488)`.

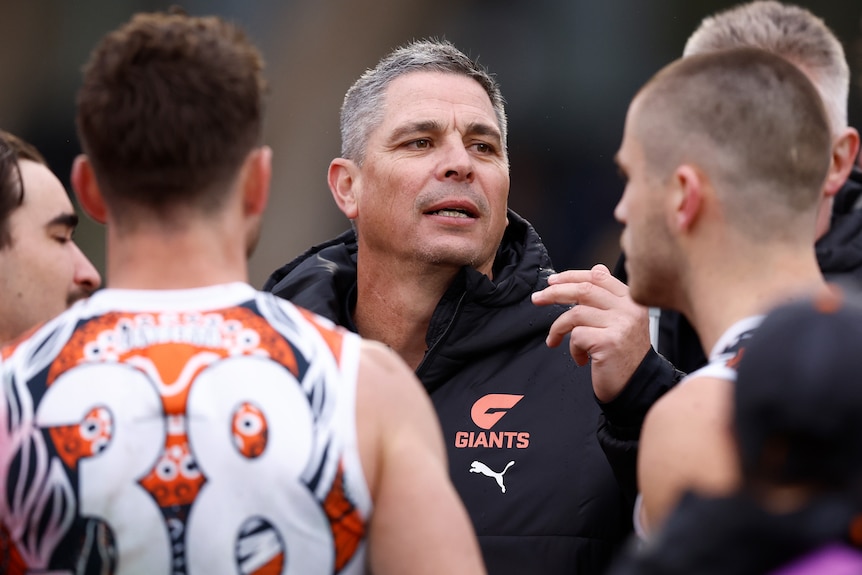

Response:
(470, 460), (515, 493)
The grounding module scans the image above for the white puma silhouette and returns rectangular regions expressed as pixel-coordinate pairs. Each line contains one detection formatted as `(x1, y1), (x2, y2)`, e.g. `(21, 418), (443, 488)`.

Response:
(470, 460), (515, 493)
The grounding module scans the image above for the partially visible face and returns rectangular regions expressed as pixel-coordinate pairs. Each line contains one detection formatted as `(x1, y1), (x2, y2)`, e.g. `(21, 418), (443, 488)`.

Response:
(614, 98), (681, 308)
(0, 160), (101, 342)
(350, 71), (510, 277)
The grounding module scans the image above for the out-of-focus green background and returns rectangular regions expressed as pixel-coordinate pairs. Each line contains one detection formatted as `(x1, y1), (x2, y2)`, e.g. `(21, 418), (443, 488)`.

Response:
(3, 0), (859, 288)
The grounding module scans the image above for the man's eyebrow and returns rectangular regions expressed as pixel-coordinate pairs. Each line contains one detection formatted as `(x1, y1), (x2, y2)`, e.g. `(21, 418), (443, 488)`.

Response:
(47, 212), (79, 229)
(465, 122), (502, 145)
(387, 120), (444, 144)
(386, 120), (503, 148)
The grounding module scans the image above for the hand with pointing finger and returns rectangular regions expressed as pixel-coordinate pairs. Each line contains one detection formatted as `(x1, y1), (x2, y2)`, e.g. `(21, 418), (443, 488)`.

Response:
(532, 263), (652, 403)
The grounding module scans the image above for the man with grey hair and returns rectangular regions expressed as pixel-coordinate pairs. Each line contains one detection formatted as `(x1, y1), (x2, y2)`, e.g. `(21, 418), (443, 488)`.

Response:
(266, 38), (679, 574)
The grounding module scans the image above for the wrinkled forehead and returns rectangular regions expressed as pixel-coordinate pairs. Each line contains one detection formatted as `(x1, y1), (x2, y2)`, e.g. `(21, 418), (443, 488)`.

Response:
(381, 71), (500, 129)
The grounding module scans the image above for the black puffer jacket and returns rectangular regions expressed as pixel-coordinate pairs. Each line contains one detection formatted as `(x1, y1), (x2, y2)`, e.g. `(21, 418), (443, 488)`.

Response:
(817, 166), (862, 290)
(265, 210), (677, 574)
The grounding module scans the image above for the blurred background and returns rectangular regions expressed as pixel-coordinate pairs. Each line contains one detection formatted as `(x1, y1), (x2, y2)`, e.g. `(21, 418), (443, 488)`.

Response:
(2, 0), (860, 288)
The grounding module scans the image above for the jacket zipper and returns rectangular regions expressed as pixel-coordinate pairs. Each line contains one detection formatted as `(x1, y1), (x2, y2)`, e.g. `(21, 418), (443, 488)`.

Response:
(415, 291), (467, 380)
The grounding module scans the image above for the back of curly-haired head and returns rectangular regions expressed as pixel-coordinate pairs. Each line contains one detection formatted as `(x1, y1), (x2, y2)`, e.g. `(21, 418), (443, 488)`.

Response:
(76, 11), (266, 219)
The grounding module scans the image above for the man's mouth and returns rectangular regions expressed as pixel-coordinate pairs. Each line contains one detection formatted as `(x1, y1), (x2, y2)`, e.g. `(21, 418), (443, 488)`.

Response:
(426, 207), (476, 218)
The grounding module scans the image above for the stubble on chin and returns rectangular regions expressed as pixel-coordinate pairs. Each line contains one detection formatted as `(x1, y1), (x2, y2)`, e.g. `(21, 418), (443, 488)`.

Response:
(67, 289), (94, 307)
(626, 256), (670, 310)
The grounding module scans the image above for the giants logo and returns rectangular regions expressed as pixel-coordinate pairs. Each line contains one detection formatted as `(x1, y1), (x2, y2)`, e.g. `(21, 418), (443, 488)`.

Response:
(454, 394), (530, 449)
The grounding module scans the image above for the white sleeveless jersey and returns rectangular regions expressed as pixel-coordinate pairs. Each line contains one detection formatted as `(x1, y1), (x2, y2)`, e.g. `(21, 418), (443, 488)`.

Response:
(633, 315), (764, 540)
(683, 315), (764, 383)
(0, 283), (371, 575)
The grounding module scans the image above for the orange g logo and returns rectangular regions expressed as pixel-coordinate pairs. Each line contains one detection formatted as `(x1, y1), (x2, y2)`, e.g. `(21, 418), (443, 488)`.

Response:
(470, 394), (524, 430)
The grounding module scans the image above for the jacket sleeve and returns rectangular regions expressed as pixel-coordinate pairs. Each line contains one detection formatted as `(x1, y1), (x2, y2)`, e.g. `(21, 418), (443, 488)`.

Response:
(596, 347), (685, 509)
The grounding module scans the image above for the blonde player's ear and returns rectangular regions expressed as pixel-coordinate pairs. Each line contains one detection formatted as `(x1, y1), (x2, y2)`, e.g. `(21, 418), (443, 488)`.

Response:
(823, 127), (860, 199)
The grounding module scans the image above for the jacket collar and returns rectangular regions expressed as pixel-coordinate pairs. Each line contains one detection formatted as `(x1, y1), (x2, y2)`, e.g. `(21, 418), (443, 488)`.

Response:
(264, 209), (565, 390)
(816, 166), (862, 285)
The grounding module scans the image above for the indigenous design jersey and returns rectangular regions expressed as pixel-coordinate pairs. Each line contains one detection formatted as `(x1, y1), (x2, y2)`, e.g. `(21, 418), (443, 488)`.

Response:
(633, 315), (764, 540)
(0, 283), (370, 575)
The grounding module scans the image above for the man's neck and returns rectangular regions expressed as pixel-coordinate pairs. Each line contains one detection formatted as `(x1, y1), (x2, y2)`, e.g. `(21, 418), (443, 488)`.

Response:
(688, 248), (827, 355)
(353, 252), (460, 370)
(104, 222), (249, 290)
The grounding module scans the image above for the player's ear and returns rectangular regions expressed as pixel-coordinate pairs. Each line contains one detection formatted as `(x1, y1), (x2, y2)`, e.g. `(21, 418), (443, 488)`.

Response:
(824, 127), (860, 199)
(242, 145), (272, 216)
(329, 158), (359, 219)
(672, 164), (704, 232)
(71, 155), (108, 224)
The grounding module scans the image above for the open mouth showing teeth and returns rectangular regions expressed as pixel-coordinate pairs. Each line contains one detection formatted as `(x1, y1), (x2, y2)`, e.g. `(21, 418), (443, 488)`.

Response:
(428, 208), (474, 218)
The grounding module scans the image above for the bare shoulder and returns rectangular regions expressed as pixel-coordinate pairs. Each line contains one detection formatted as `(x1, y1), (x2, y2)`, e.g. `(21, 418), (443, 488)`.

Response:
(354, 339), (427, 418)
(353, 343), (486, 574)
(641, 373), (736, 466)
(358, 339), (415, 380)
(638, 374), (738, 534)
(356, 339), (432, 412)
(640, 373), (735, 457)
(647, 373), (734, 423)
(354, 339), (447, 487)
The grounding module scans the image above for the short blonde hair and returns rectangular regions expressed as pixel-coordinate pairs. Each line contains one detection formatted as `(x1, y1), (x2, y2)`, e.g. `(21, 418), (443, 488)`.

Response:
(684, 1), (849, 135)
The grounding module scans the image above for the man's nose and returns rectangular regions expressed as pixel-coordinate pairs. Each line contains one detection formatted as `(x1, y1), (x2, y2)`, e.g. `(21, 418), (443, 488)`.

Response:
(72, 242), (101, 294)
(438, 140), (474, 183)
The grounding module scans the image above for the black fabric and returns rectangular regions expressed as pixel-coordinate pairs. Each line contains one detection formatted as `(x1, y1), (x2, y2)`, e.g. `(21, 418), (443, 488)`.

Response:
(607, 491), (861, 575)
(655, 311), (708, 374)
(734, 298), (862, 488)
(597, 348), (685, 510)
(817, 166), (862, 290)
(265, 210), (680, 574)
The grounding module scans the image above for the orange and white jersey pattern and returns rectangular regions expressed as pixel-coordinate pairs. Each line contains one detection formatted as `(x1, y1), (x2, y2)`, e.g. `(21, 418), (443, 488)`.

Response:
(0, 283), (370, 575)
